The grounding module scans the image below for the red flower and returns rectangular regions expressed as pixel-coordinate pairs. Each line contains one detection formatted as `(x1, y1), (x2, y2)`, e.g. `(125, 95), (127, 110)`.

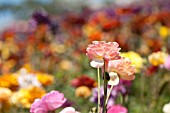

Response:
(70, 75), (96, 88)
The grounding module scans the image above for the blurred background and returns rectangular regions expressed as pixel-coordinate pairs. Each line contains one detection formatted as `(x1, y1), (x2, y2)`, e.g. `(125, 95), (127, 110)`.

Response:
(0, 0), (170, 113)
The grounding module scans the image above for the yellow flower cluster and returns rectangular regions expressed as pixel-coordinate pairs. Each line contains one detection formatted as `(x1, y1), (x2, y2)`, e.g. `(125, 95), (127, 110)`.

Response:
(120, 51), (144, 72)
(0, 65), (55, 109)
(11, 86), (46, 108)
(148, 51), (168, 66)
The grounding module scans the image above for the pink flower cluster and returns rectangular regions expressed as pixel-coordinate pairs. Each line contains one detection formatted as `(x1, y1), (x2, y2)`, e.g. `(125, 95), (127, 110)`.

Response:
(86, 41), (136, 81)
(30, 90), (66, 113)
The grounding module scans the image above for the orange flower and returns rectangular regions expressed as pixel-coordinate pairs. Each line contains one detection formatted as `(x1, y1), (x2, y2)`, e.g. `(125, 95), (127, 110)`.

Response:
(0, 74), (18, 91)
(0, 87), (12, 110)
(37, 73), (54, 86)
(107, 57), (136, 81)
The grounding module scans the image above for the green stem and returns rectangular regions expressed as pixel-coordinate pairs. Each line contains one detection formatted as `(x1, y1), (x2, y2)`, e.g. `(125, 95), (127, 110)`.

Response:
(97, 67), (101, 113)
(140, 69), (145, 112)
(103, 59), (108, 113)
(105, 85), (114, 106)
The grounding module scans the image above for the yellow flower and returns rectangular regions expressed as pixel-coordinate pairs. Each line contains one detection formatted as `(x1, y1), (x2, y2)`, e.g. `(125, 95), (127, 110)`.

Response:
(83, 24), (99, 37)
(0, 87), (12, 110)
(120, 51), (144, 72)
(22, 63), (33, 73)
(59, 60), (73, 71)
(1, 60), (16, 74)
(148, 51), (168, 66)
(0, 38), (19, 60)
(37, 73), (54, 86)
(159, 26), (169, 39)
(11, 86), (46, 108)
(0, 87), (12, 102)
(75, 86), (91, 98)
(50, 42), (66, 54)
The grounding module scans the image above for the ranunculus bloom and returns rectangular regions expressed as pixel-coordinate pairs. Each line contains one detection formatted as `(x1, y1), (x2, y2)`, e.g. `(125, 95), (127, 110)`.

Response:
(107, 105), (128, 113)
(75, 86), (91, 98)
(18, 72), (41, 88)
(107, 57), (136, 80)
(70, 75), (96, 88)
(37, 73), (54, 87)
(163, 102), (170, 113)
(30, 90), (66, 113)
(42, 90), (66, 111)
(59, 107), (79, 113)
(148, 51), (168, 66)
(86, 41), (121, 68)
(30, 99), (48, 113)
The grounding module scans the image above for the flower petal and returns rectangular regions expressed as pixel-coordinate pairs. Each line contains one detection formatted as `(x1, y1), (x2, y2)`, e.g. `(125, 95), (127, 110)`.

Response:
(108, 72), (119, 86)
(90, 60), (104, 68)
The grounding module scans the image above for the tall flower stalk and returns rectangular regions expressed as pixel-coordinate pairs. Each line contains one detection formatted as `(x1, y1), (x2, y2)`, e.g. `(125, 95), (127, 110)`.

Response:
(97, 67), (101, 113)
(102, 59), (108, 113)
(105, 84), (114, 106)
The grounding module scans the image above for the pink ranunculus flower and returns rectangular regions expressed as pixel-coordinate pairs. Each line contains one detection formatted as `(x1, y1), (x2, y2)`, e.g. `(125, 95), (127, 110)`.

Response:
(107, 105), (128, 113)
(164, 56), (170, 70)
(86, 41), (121, 68)
(42, 90), (66, 111)
(107, 57), (136, 81)
(59, 107), (80, 113)
(30, 99), (48, 113)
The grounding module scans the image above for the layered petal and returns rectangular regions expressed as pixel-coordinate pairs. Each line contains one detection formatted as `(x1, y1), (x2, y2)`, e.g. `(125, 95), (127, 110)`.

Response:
(86, 41), (121, 68)
(108, 72), (119, 86)
(42, 91), (66, 110)
(107, 57), (136, 81)
(108, 105), (128, 113)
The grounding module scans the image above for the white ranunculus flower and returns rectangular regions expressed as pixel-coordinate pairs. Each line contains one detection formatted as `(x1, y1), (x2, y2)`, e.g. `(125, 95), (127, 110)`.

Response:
(60, 107), (80, 113)
(18, 69), (41, 88)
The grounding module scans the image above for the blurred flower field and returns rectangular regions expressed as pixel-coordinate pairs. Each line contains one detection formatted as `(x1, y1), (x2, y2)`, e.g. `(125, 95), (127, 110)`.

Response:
(0, 0), (170, 113)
